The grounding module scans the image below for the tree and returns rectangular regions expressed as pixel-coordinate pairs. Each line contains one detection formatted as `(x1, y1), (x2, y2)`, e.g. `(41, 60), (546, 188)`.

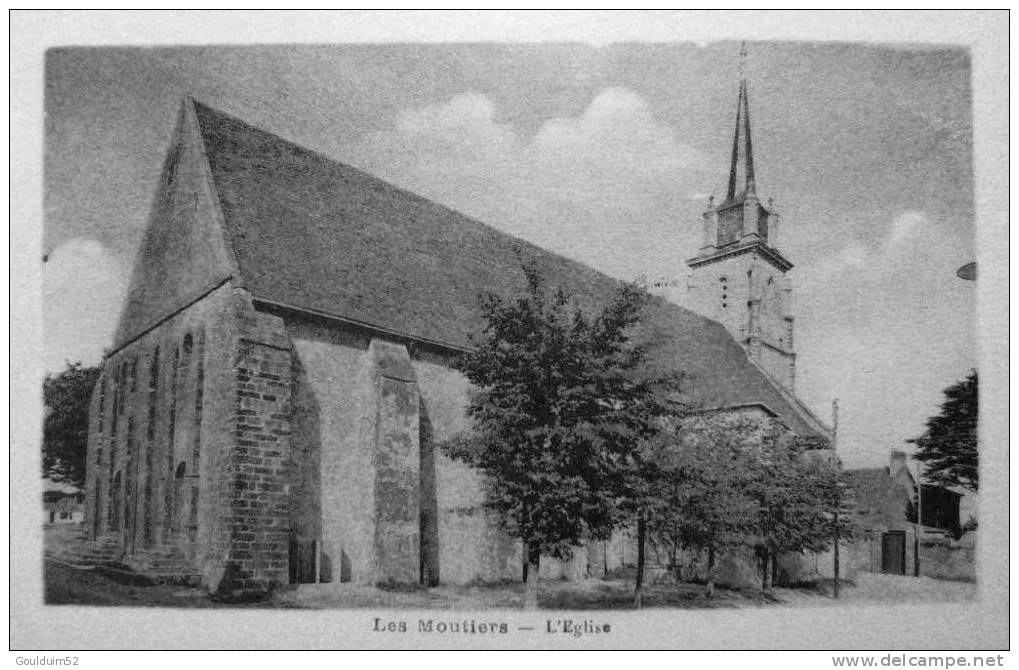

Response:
(43, 361), (101, 487)
(910, 371), (978, 492)
(653, 418), (760, 597)
(442, 268), (682, 609)
(746, 428), (854, 590)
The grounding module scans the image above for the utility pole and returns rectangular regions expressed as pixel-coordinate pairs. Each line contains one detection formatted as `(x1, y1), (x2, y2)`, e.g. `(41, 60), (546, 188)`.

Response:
(914, 459), (923, 577)
(832, 398), (840, 599)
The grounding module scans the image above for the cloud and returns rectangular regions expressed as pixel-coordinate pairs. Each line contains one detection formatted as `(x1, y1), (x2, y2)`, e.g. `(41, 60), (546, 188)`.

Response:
(344, 88), (704, 280)
(799, 209), (938, 295)
(887, 209), (929, 249)
(532, 87), (700, 204)
(43, 238), (129, 372)
(392, 92), (519, 164)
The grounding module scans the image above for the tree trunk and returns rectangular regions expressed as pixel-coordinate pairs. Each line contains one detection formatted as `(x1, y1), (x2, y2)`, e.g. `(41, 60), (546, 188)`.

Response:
(633, 514), (646, 609)
(705, 545), (716, 598)
(770, 552), (778, 587)
(834, 510), (841, 599)
(523, 541), (540, 610)
(761, 550), (772, 590)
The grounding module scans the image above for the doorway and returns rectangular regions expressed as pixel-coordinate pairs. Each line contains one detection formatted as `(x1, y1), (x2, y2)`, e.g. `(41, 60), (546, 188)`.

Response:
(881, 530), (906, 575)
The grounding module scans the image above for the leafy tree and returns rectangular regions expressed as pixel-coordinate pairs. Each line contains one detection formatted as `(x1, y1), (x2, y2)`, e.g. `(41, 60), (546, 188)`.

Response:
(652, 417), (760, 597)
(910, 371), (978, 492)
(746, 428), (853, 590)
(443, 268), (682, 609)
(43, 361), (101, 487)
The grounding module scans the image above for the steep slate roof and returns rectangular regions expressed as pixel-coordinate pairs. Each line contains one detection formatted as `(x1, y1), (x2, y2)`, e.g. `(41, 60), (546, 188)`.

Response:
(845, 467), (913, 528)
(174, 99), (829, 439)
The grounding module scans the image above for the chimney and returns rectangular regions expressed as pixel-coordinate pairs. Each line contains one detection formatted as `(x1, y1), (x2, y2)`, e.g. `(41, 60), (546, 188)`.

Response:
(890, 450), (908, 477)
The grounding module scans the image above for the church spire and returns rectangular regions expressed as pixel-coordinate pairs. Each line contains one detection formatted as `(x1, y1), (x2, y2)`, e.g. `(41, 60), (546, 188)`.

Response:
(725, 41), (756, 204)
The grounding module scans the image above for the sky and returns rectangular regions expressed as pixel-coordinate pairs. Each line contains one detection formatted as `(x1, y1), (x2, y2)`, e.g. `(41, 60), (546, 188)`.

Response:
(42, 41), (977, 469)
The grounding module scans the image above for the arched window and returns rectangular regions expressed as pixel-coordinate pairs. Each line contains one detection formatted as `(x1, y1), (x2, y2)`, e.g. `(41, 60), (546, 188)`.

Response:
(164, 347), (180, 541)
(143, 444), (154, 547)
(118, 361), (129, 414)
(172, 462), (187, 537)
(97, 374), (106, 435)
(187, 486), (199, 546)
(147, 348), (160, 440)
(182, 333), (193, 366)
(110, 470), (122, 532)
(191, 332), (204, 471)
(125, 418), (136, 542)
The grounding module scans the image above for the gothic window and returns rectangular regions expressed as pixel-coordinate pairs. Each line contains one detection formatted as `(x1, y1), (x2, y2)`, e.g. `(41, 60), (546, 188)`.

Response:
(164, 346), (180, 540)
(118, 360), (130, 413)
(187, 486), (199, 546)
(125, 418), (136, 542)
(147, 347), (160, 440)
(110, 470), (122, 531)
(130, 357), (138, 393)
(172, 462), (187, 537)
(182, 333), (193, 367)
(143, 440), (155, 548)
(108, 382), (119, 481)
(97, 374), (106, 434)
(191, 332), (204, 471)
(91, 466), (102, 537)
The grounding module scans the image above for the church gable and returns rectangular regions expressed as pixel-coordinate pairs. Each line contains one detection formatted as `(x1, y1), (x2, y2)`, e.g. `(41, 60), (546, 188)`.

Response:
(112, 98), (239, 350)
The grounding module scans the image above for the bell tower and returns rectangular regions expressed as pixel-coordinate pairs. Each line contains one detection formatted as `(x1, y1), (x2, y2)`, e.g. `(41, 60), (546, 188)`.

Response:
(686, 43), (796, 391)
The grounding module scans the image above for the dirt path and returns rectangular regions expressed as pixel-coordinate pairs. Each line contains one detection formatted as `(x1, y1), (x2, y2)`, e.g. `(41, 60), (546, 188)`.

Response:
(45, 559), (974, 610)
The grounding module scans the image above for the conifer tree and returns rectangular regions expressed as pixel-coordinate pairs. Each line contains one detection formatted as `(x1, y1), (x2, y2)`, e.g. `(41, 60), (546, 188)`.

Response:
(910, 371), (978, 492)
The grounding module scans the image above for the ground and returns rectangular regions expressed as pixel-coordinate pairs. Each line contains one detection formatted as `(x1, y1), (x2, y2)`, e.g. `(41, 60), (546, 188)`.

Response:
(44, 559), (975, 610)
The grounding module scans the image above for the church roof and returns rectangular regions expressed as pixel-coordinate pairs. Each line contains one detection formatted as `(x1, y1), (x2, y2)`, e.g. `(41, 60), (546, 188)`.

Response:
(122, 97), (830, 440)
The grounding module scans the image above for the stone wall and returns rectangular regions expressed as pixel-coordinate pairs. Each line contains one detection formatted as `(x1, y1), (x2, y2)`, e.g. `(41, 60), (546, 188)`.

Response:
(685, 250), (796, 392)
(87, 297), (832, 594)
(413, 351), (521, 584)
(284, 313), (523, 586)
(85, 284), (234, 575)
(367, 339), (421, 583)
(216, 307), (294, 595)
(84, 285), (300, 597)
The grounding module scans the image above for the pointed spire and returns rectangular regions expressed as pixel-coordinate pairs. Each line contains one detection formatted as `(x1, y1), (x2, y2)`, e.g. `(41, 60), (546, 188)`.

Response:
(726, 41), (756, 204)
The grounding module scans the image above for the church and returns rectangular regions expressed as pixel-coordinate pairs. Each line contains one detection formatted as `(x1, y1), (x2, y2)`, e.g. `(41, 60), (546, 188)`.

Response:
(82, 64), (829, 597)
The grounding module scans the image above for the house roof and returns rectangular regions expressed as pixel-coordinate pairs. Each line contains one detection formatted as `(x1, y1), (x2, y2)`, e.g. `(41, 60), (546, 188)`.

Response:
(845, 467), (915, 528)
(125, 98), (831, 440)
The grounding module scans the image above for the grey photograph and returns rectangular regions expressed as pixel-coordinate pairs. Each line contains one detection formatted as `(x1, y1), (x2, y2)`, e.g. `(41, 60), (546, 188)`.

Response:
(19, 10), (1008, 651)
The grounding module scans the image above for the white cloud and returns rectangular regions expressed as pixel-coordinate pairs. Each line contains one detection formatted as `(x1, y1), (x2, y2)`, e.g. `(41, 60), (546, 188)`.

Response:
(43, 238), (129, 372)
(800, 209), (937, 294)
(533, 87), (700, 204)
(394, 92), (519, 162)
(887, 209), (929, 249)
(344, 88), (704, 280)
